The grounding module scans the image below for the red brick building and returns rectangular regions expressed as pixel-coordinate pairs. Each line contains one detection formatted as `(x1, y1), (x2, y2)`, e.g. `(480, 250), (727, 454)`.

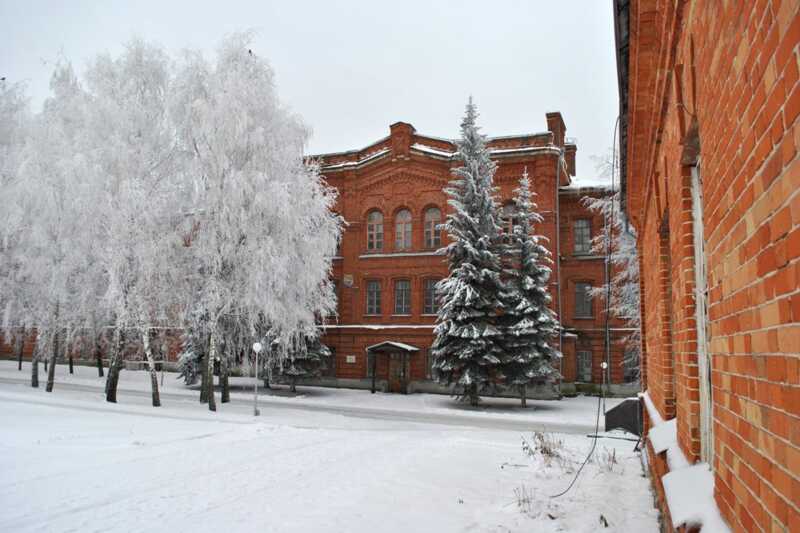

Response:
(313, 112), (635, 396)
(615, 0), (800, 530)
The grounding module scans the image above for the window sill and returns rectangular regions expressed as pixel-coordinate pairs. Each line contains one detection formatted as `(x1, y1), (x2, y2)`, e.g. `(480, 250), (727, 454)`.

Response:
(421, 313), (437, 317)
(391, 314), (412, 317)
(359, 251), (441, 259)
(573, 316), (595, 320)
(364, 314), (383, 317)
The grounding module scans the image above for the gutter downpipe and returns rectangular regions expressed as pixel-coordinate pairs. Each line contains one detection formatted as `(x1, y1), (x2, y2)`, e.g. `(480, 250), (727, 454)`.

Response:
(555, 149), (564, 397)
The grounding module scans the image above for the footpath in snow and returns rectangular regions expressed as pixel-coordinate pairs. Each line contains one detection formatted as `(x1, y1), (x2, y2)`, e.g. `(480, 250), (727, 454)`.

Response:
(0, 361), (620, 434)
(0, 361), (658, 532)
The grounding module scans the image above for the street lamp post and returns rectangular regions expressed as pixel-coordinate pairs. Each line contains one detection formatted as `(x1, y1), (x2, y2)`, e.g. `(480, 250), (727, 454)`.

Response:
(252, 342), (262, 416)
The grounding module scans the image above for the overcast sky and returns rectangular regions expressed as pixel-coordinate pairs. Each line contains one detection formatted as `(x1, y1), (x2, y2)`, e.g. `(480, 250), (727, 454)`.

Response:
(1, 0), (619, 178)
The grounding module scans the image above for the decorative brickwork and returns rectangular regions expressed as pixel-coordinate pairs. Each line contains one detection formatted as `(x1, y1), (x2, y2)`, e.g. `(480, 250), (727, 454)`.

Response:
(617, 0), (800, 530)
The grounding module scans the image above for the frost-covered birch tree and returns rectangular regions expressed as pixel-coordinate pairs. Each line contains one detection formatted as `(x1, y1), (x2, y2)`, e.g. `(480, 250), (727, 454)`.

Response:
(85, 40), (183, 406)
(499, 169), (561, 406)
(432, 98), (505, 406)
(0, 79), (31, 371)
(582, 190), (641, 380)
(171, 33), (341, 411)
(4, 64), (99, 391)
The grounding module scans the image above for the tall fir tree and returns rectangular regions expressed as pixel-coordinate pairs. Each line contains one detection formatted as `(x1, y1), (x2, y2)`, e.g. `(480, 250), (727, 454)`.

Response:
(277, 335), (332, 393)
(432, 98), (505, 406)
(499, 169), (561, 406)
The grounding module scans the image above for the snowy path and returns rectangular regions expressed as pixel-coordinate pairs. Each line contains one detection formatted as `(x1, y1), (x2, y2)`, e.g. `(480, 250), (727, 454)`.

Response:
(0, 362), (623, 434)
(0, 363), (657, 532)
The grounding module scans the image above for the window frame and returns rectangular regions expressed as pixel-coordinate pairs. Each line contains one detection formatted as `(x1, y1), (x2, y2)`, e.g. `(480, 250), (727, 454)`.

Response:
(366, 210), (384, 252)
(577, 350), (593, 382)
(423, 278), (440, 315)
(365, 279), (382, 315)
(573, 218), (592, 255)
(393, 209), (412, 251)
(424, 207), (442, 249)
(393, 279), (412, 315)
(574, 281), (593, 318)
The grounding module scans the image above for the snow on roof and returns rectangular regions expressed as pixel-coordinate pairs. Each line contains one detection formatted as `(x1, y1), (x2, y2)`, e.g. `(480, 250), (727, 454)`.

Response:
(561, 175), (615, 191)
(410, 143), (562, 160)
(320, 148), (391, 171)
(365, 341), (421, 352)
(663, 464), (731, 533)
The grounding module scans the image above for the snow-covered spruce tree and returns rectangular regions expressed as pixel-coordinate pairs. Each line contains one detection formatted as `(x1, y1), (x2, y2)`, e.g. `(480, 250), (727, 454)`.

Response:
(499, 169), (561, 406)
(171, 33), (341, 411)
(432, 98), (505, 406)
(582, 190), (641, 381)
(277, 334), (332, 393)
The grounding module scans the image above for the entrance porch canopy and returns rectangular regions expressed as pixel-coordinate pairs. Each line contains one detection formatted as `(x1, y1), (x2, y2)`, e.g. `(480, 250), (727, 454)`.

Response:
(365, 341), (420, 354)
(365, 341), (420, 393)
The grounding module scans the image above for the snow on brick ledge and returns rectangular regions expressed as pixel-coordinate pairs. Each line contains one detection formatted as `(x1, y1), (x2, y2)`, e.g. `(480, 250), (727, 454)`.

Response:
(663, 464), (730, 533)
(639, 391), (730, 532)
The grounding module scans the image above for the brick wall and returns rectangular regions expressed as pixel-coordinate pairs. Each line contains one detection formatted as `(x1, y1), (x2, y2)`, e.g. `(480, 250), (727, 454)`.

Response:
(621, 0), (800, 530)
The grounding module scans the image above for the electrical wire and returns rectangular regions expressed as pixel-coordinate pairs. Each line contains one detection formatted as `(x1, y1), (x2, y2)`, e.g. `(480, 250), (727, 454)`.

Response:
(550, 115), (620, 499)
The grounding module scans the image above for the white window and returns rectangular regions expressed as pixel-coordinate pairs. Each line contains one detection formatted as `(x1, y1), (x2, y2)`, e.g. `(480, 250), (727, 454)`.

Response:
(395, 209), (412, 250)
(575, 282), (593, 317)
(692, 162), (713, 463)
(366, 280), (381, 315)
(501, 203), (518, 240)
(577, 350), (593, 382)
(394, 280), (411, 315)
(424, 207), (441, 248)
(367, 211), (383, 251)
(574, 219), (592, 254)
(423, 279), (440, 314)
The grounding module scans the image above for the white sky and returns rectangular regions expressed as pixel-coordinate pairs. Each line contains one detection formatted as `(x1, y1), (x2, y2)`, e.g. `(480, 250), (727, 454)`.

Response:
(1, 0), (619, 178)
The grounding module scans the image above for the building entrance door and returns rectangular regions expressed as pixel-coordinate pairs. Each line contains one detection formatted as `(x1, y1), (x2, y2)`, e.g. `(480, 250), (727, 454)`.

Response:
(388, 352), (408, 393)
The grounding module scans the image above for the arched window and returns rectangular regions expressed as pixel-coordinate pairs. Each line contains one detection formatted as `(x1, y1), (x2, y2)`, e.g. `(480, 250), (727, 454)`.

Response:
(424, 207), (441, 248)
(395, 209), (412, 250)
(367, 211), (383, 251)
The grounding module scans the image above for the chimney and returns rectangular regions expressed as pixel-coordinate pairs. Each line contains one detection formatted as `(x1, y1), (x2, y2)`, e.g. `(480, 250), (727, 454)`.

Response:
(565, 143), (577, 176)
(545, 111), (566, 148)
(389, 121), (415, 158)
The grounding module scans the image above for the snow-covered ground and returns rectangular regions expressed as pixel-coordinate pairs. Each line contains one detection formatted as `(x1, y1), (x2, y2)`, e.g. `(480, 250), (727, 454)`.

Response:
(0, 362), (658, 532)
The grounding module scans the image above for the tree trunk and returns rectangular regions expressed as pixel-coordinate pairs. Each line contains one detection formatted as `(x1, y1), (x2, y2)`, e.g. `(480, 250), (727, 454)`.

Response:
(68, 332), (74, 374)
(206, 332), (217, 412)
(105, 328), (122, 403)
(520, 384), (527, 408)
(199, 365), (208, 403)
(142, 328), (161, 407)
(95, 334), (104, 377)
(15, 327), (25, 371)
(31, 335), (40, 388)
(220, 352), (230, 403)
(468, 383), (479, 407)
(46, 327), (60, 393)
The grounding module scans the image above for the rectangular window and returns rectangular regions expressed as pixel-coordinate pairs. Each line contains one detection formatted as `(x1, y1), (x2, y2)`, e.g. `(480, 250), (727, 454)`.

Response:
(573, 219), (592, 254)
(577, 350), (592, 382)
(423, 279), (440, 314)
(366, 280), (381, 315)
(394, 280), (411, 315)
(575, 282), (593, 317)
